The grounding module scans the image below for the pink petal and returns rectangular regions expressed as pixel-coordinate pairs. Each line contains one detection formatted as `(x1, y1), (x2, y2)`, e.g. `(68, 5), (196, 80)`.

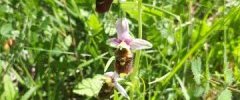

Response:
(104, 72), (115, 77)
(104, 71), (119, 79)
(114, 81), (129, 99)
(117, 33), (132, 44)
(116, 18), (129, 34)
(129, 39), (153, 50)
(116, 18), (132, 41)
(106, 38), (120, 48)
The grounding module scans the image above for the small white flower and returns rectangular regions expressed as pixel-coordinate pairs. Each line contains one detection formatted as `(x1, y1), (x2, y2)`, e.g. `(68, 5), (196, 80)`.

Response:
(21, 49), (29, 60)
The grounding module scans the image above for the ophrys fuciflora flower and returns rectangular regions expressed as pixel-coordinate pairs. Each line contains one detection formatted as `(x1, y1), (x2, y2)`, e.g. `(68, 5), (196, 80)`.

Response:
(107, 18), (152, 75)
(98, 72), (129, 99)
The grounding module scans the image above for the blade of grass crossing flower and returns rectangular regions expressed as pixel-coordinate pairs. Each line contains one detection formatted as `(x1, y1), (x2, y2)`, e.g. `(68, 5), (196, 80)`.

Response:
(104, 56), (115, 72)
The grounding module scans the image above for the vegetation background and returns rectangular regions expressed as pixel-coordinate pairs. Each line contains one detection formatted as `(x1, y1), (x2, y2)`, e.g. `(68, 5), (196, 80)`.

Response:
(0, 0), (240, 100)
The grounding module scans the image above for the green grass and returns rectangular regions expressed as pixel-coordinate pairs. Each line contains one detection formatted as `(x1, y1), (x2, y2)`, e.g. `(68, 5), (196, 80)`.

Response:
(1, 0), (240, 100)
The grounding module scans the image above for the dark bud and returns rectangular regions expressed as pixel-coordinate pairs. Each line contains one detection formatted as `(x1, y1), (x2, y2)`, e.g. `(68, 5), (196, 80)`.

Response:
(95, 0), (113, 13)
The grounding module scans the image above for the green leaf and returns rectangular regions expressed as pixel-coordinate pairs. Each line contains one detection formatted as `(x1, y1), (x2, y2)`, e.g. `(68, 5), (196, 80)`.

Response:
(191, 57), (202, 85)
(21, 85), (40, 100)
(224, 68), (233, 85)
(73, 75), (104, 97)
(217, 89), (232, 100)
(121, 2), (154, 23)
(0, 23), (12, 37)
(87, 14), (102, 33)
(121, 2), (138, 20)
(2, 75), (17, 100)
(194, 86), (204, 97)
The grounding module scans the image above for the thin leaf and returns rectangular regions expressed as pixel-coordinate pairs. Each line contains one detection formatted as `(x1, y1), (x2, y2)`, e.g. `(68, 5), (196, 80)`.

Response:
(21, 85), (40, 100)
(0, 23), (12, 37)
(149, 72), (170, 84)
(176, 76), (190, 100)
(78, 52), (108, 68)
(104, 56), (115, 72)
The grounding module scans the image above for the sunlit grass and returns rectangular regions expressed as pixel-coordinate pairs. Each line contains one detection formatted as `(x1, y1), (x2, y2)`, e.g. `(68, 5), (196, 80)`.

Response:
(0, 0), (240, 100)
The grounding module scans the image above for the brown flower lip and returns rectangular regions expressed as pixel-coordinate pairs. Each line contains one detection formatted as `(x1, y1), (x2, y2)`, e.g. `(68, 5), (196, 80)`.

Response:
(115, 47), (133, 75)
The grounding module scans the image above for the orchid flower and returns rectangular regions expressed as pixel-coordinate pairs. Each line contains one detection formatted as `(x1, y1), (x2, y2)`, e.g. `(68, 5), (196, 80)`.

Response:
(107, 18), (152, 50)
(102, 72), (129, 99)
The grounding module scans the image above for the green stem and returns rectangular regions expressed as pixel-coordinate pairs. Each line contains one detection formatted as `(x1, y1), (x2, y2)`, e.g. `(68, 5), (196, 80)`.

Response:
(223, 0), (228, 77)
(130, 0), (142, 99)
(138, 0), (142, 39)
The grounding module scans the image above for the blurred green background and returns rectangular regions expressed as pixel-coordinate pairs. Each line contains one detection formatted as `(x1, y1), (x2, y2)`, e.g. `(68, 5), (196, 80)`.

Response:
(0, 0), (240, 100)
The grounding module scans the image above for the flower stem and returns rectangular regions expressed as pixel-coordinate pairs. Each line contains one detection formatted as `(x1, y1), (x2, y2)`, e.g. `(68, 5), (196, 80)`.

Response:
(130, 0), (142, 99)
(138, 0), (142, 39)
